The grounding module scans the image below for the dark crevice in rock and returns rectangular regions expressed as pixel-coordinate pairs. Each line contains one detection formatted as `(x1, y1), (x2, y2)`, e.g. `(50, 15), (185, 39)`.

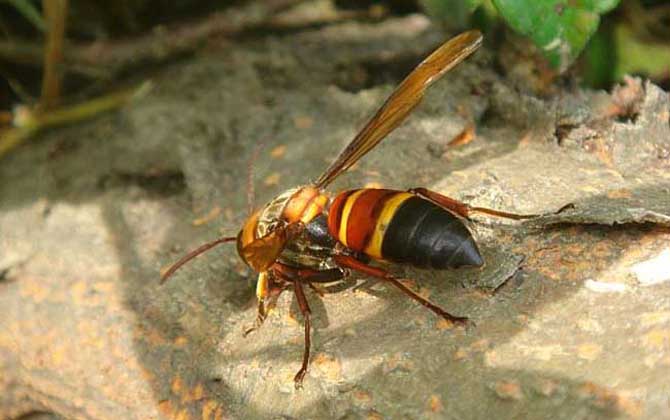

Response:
(97, 170), (186, 196)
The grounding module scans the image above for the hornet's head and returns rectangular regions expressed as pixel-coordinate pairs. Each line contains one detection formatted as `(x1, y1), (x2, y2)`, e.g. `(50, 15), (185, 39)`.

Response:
(236, 186), (329, 272)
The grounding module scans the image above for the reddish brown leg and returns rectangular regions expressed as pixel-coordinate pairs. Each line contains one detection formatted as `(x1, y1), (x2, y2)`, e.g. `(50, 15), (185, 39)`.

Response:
(307, 283), (325, 297)
(334, 255), (468, 325)
(409, 187), (538, 220)
(270, 264), (346, 388)
(292, 278), (311, 389)
(273, 264), (347, 283)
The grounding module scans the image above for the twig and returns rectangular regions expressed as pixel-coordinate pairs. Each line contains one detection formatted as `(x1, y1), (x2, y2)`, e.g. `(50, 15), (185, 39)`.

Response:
(40, 0), (68, 109)
(0, 0), (383, 81)
(0, 81), (152, 158)
(0, 39), (111, 78)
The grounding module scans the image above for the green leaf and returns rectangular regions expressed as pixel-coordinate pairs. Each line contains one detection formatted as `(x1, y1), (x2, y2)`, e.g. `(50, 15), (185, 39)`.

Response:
(593, 0), (620, 13)
(2, 0), (46, 32)
(492, 0), (620, 71)
(582, 24), (615, 88)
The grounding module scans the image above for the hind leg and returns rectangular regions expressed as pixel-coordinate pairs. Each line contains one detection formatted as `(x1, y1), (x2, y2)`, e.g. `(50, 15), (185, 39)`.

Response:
(334, 254), (468, 325)
(409, 187), (540, 220)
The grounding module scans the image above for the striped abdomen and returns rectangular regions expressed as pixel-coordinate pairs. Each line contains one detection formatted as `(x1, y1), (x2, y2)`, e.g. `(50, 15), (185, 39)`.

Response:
(327, 189), (483, 269)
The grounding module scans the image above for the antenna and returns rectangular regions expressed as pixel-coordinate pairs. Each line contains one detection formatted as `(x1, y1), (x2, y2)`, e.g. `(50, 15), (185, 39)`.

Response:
(160, 236), (237, 284)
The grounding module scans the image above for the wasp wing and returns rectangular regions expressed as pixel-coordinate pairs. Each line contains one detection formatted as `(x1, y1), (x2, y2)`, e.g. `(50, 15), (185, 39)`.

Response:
(314, 30), (482, 189)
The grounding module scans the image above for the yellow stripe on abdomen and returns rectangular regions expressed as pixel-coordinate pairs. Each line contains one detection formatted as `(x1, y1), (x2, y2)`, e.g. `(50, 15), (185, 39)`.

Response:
(338, 189), (367, 247)
(363, 192), (413, 258)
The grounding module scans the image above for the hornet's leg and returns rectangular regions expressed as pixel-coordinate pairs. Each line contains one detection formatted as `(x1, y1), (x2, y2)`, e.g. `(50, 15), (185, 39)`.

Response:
(334, 255), (468, 326)
(243, 299), (268, 337)
(244, 272), (289, 336)
(273, 264), (348, 283)
(291, 278), (311, 389)
(244, 265), (345, 336)
(271, 264), (347, 388)
(409, 187), (539, 220)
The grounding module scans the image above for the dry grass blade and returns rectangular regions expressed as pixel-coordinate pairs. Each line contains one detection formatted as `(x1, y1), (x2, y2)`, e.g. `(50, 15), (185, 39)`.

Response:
(0, 82), (152, 158)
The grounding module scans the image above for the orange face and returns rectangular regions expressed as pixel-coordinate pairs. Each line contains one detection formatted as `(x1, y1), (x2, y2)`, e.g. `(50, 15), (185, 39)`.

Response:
(236, 186), (329, 272)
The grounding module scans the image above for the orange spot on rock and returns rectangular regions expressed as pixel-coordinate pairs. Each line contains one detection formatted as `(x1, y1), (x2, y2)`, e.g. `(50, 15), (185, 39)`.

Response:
(202, 400), (220, 420)
(383, 352), (415, 373)
(144, 327), (167, 346)
(171, 376), (184, 394)
(535, 379), (560, 397)
(642, 329), (670, 350)
(399, 279), (417, 289)
(366, 410), (384, 420)
(578, 381), (642, 418)
(182, 383), (205, 403)
(447, 123), (476, 147)
(453, 347), (469, 360)
(519, 131), (533, 146)
(192, 206), (222, 226)
(174, 409), (189, 420)
(93, 281), (115, 293)
(19, 278), (51, 303)
(484, 350), (500, 367)
(577, 343), (603, 361)
(264, 172), (281, 186)
(50, 344), (66, 366)
(293, 115), (313, 129)
(495, 380), (524, 400)
(158, 400), (174, 417)
(428, 394), (444, 413)
(640, 311), (670, 327)
(436, 318), (456, 330)
(606, 188), (632, 199)
(416, 286), (431, 300)
(352, 389), (373, 405)
(471, 339), (490, 352)
(174, 336), (188, 347)
(270, 145), (287, 158)
(313, 353), (342, 381)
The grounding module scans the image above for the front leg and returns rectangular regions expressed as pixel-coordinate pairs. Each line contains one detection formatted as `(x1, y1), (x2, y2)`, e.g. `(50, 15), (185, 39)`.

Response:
(291, 278), (312, 389)
(244, 271), (288, 336)
(248, 264), (346, 388)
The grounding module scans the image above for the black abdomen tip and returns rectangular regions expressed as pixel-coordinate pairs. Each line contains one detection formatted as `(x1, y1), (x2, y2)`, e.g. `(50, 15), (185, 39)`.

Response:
(381, 197), (484, 270)
(443, 237), (483, 268)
